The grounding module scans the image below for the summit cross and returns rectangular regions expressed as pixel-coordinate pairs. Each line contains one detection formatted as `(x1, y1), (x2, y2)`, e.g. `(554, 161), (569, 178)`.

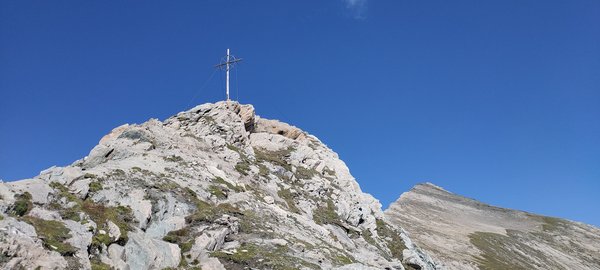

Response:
(214, 49), (243, 101)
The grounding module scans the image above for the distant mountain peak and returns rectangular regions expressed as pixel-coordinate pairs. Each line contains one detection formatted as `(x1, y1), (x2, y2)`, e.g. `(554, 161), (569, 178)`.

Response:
(386, 183), (600, 270)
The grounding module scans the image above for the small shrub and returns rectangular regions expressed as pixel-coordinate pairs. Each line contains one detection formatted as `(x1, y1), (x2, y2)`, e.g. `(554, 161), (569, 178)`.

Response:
(112, 169), (126, 176)
(88, 181), (103, 193)
(163, 155), (184, 163)
(10, 192), (33, 217)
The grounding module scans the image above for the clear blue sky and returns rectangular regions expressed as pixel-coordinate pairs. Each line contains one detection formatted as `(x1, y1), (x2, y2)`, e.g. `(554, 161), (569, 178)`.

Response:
(1, 1), (599, 226)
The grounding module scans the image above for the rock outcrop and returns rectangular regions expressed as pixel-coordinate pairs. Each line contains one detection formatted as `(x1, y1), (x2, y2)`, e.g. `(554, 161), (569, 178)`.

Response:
(0, 101), (441, 270)
(385, 183), (600, 270)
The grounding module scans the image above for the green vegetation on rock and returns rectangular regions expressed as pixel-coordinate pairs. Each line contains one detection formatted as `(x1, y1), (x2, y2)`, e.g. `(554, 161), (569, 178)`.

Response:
(88, 181), (103, 193)
(163, 155), (185, 163)
(313, 198), (340, 226)
(211, 242), (318, 270)
(375, 219), (407, 260)
(208, 185), (227, 199)
(23, 216), (76, 256)
(254, 147), (294, 171)
(49, 182), (134, 248)
(277, 188), (301, 214)
(163, 228), (194, 253)
(294, 166), (317, 180)
(469, 230), (553, 270)
(90, 259), (111, 270)
(332, 254), (354, 265)
(213, 177), (244, 193)
(10, 192), (33, 217)
(235, 162), (251, 176)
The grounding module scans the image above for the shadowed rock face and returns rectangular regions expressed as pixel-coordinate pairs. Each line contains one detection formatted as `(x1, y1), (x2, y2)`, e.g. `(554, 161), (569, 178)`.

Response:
(385, 183), (600, 270)
(0, 101), (440, 270)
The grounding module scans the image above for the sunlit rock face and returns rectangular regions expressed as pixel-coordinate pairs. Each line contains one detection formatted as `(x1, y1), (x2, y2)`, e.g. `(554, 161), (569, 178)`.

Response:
(385, 183), (600, 270)
(0, 101), (440, 270)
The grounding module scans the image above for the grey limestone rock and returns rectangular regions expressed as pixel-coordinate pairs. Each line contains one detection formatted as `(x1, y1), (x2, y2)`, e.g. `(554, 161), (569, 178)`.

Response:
(0, 101), (441, 270)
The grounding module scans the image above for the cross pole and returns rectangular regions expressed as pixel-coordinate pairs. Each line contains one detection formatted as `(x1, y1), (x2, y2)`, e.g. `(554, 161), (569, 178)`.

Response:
(214, 49), (243, 101)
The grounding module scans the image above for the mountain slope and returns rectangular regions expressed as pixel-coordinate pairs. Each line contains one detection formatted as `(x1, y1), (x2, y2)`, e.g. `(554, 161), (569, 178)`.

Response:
(0, 101), (440, 270)
(385, 183), (600, 270)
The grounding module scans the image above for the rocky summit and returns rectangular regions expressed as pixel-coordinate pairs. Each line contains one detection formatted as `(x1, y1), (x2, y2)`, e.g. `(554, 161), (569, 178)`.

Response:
(0, 101), (440, 270)
(385, 183), (600, 270)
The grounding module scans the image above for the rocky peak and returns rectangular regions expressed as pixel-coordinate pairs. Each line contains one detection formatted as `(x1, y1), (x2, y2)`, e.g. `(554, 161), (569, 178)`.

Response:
(0, 102), (441, 270)
(409, 183), (447, 193)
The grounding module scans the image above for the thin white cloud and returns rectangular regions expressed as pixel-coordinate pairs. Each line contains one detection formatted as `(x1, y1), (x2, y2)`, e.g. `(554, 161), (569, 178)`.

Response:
(343, 0), (368, 19)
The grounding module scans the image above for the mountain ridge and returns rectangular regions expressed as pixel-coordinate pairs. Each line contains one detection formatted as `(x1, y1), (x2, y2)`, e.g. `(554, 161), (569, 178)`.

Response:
(385, 182), (600, 270)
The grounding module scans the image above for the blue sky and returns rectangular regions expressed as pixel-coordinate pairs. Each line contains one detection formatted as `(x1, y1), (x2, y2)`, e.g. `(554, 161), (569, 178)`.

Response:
(1, 1), (599, 226)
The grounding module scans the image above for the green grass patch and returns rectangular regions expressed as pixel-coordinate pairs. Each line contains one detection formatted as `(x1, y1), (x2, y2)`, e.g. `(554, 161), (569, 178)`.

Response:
(212, 242), (318, 270)
(90, 259), (111, 270)
(312, 199), (340, 226)
(214, 177), (244, 192)
(49, 182), (134, 249)
(294, 166), (317, 180)
(541, 216), (567, 232)
(208, 185), (227, 199)
(228, 144), (254, 176)
(362, 229), (376, 245)
(185, 200), (242, 225)
(22, 216), (76, 256)
(235, 161), (251, 176)
(258, 164), (270, 177)
(468, 231), (544, 270)
(333, 254), (354, 265)
(254, 147), (294, 171)
(277, 188), (301, 214)
(82, 200), (134, 243)
(163, 228), (194, 253)
(375, 219), (407, 260)
(49, 182), (80, 203)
